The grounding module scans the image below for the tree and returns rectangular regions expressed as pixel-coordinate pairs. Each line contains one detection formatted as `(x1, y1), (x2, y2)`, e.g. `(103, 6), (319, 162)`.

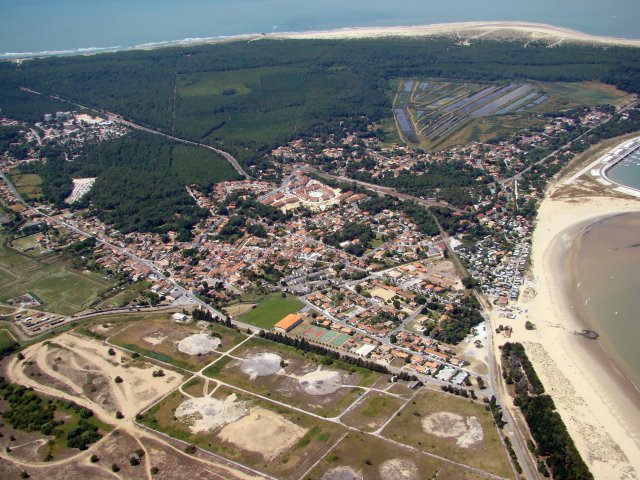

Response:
(111, 464), (120, 472)
(389, 334), (397, 344)
(90, 454), (99, 463)
(107, 348), (116, 356)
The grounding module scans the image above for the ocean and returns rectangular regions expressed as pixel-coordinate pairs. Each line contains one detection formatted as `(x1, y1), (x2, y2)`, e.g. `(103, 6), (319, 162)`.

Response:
(569, 213), (640, 390)
(1, 0), (640, 59)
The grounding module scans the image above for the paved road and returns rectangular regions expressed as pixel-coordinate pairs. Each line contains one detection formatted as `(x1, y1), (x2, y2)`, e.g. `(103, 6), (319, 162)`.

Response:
(0, 171), (229, 321)
(20, 87), (251, 180)
(483, 303), (537, 480)
(499, 100), (639, 187)
(303, 166), (466, 213)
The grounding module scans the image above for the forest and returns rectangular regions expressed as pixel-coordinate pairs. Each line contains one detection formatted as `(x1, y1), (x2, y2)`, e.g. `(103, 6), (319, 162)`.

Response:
(20, 130), (239, 237)
(2, 37), (640, 168)
(501, 343), (593, 480)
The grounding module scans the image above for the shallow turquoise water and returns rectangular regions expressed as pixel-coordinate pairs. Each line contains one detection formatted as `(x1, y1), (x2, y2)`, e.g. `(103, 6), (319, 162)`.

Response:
(1, 0), (639, 58)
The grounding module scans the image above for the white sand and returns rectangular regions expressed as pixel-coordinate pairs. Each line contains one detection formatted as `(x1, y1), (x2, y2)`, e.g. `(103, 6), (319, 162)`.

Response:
(217, 407), (307, 461)
(421, 412), (483, 448)
(499, 185), (640, 478)
(240, 352), (283, 380)
(379, 459), (418, 480)
(322, 467), (363, 480)
(298, 368), (342, 395)
(277, 21), (640, 47)
(143, 333), (167, 346)
(177, 333), (220, 355)
(176, 394), (248, 433)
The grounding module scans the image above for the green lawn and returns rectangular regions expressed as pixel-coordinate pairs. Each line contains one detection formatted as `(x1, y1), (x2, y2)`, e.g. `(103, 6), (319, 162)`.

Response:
(0, 236), (116, 315)
(238, 294), (304, 329)
(9, 171), (43, 200)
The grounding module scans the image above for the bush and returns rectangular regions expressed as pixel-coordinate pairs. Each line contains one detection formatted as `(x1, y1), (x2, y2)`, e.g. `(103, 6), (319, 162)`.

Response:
(111, 464), (120, 472)
(90, 454), (99, 463)
(115, 411), (124, 419)
(185, 444), (197, 454)
(107, 348), (116, 356)
(114, 376), (123, 384)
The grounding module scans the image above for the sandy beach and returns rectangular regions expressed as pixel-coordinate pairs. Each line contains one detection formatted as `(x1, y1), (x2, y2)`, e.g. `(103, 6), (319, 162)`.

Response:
(497, 184), (640, 479)
(275, 21), (640, 47)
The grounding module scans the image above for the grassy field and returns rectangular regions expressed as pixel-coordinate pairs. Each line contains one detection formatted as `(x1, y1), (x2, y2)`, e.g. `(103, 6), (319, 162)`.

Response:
(308, 430), (488, 480)
(238, 294), (303, 329)
(203, 336), (382, 417)
(108, 314), (227, 371)
(0, 237), (116, 315)
(141, 386), (345, 478)
(182, 377), (207, 397)
(536, 81), (634, 110)
(341, 392), (405, 432)
(380, 390), (514, 478)
(8, 171), (43, 200)
(171, 144), (241, 186)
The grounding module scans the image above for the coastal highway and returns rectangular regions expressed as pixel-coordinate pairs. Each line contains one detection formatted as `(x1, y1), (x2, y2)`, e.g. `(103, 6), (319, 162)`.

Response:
(19, 87), (251, 180)
(482, 300), (538, 480)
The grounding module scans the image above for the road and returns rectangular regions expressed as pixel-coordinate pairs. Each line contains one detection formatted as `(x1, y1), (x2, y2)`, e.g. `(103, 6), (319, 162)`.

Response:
(19, 87), (251, 180)
(303, 166), (466, 213)
(0, 170), (229, 322)
(483, 301), (537, 480)
(499, 100), (638, 187)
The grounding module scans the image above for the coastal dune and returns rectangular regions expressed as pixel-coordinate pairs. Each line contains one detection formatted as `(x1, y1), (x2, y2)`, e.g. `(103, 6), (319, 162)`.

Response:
(278, 21), (640, 47)
(511, 187), (640, 479)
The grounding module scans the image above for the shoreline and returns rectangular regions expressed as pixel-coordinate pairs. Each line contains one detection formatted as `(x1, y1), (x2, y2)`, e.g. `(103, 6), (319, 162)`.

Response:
(566, 213), (640, 393)
(4, 20), (640, 62)
(516, 192), (640, 478)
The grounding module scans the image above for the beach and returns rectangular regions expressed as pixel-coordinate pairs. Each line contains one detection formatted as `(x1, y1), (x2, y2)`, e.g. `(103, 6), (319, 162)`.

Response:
(495, 184), (640, 479)
(4, 20), (640, 61)
(281, 21), (640, 47)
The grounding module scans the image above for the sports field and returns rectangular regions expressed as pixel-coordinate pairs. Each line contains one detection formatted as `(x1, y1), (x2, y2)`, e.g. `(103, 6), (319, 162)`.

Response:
(238, 294), (303, 329)
(300, 325), (350, 347)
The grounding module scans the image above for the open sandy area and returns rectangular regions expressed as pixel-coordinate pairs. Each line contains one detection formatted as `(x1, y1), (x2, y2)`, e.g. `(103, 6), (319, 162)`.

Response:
(277, 21), (640, 47)
(497, 183), (640, 479)
(421, 411), (483, 448)
(379, 458), (418, 480)
(5, 332), (184, 419)
(217, 406), (307, 461)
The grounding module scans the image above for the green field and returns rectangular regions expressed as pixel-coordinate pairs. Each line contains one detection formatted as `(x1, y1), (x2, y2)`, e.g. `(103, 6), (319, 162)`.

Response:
(238, 294), (304, 329)
(0, 237), (116, 315)
(9, 172), (43, 200)
(171, 144), (241, 186)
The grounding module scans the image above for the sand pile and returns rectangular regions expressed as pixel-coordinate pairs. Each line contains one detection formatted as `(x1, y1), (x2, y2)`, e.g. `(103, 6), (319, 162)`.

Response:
(218, 407), (307, 461)
(421, 411), (483, 448)
(177, 333), (220, 355)
(240, 352), (282, 380)
(299, 368), (342, 395)
(458, 416), (483, 448)
(176, 394), (247, 433)
(321, 466), (364, 480)
(379, 458), (418, 480)
(143, 333), (167, 346)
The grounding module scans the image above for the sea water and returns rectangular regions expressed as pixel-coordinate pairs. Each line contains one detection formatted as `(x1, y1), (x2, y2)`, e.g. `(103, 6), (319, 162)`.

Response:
(1, 0), (640, 59)
(570, 213), (640, 390)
